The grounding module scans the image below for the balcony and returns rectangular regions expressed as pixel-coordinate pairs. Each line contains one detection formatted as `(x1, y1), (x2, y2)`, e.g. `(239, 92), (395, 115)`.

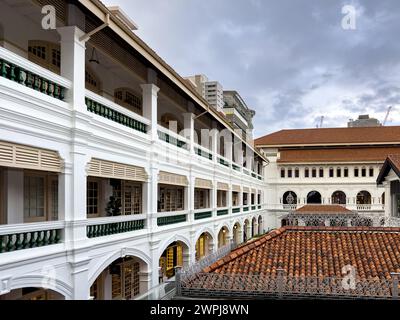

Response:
(86, 215), (146, 238)
(216, 208), (229, 216)
(85, 90), (149, 134)
(0, 47), (70, 102)
(194, 144), (213, 161)
(0, 221), (64, 253)
(156, 211), (187, 226)
(194, 210), (213, 220)
(158, 125), (189, 149)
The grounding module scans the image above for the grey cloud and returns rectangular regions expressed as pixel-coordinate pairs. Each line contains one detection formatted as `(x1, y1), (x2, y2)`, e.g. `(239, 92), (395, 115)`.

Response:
(103, 0), (400, 136)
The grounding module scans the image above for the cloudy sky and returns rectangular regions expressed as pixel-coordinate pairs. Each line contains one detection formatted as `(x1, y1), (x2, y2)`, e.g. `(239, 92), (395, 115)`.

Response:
(103, 0), (400, 137)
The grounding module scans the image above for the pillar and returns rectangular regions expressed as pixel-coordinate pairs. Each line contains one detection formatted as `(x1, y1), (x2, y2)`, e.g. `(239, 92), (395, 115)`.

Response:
(141, 83), (160, 142)
(183, 112), (195, 154)
(384, 181), (391, 218)
(149, 239), (161, 288)
(144, 166), (158, 230)
(70, 260), (91, 300)
(57, 26), (87, 111)
(188, 175), (195, 223)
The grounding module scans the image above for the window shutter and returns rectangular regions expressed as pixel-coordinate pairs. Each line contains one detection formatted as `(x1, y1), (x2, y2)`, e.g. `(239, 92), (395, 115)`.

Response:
(217, 182), (229, 191)
(0, 141), (61, 172)
(232, 185), (241, 192)
(88, 159), (147, 181)
(195, 178), (213, 189)
(158, 171), (188, 186)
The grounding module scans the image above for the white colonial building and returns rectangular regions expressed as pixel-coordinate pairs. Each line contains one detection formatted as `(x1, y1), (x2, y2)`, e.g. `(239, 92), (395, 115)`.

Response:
(0, 0), (267, 300)
(255, 126), (400, 228)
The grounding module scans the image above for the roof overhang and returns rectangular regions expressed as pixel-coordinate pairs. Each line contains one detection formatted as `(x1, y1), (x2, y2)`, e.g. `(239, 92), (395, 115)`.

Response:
(377, 157), (400, 184)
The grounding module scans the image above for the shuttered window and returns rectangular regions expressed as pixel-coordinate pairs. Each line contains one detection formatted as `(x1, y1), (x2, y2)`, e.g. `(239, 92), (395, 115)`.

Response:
(0, 141), (62, 172)
(158, 171), (188, 186)
(88, 159), (147, 182)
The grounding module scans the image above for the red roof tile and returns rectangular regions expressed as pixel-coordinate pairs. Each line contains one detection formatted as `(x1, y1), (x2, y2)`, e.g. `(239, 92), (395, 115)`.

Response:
(255, 126), (400, 146)
(277, 147), (400, 163)
(295, 205), (353, 214)
(207, 227), (400, 280)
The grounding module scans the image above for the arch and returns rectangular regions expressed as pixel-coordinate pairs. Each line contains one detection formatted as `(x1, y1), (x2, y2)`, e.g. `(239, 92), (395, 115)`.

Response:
(217, 226), (230, 248)
(251, 217), (257, 237)
(6, 274), (72, 300)
(331, 190), (346, 204)
(232, 221), (242, 245)
(307, 191), (322, 204)
(194, 226), (216, 243)
(158, 234), (191, 259)
(356, 190), (371, 204)
(282, 191), (297, 204)
(195, 230), (215, 261)
(88, 248), (152, 287)
(258, 215), (263, 234)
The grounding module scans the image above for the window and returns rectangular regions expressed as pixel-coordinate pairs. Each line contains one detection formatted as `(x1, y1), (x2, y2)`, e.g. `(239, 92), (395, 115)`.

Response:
(158, 185), (185, 212)
(287, 168), (293, 178)
(312, 168), (317, 178)
(354, 167), (359, 177)
(344, 168), (349, 177)
(361, 167), (366, 177)
(295, 168), (299, 178)
(123, 182), (142, 215)
(114, 88), (143, 115)
(257, 193), (261, 205)
(87, 178), (100, 217)
(28, 40), (61, 74)
(85, 67), (101, 94)
(369, 167), (374, 177)
(243, 193), (248, 205)
(337, 168), (341, 177)
(24, 172), (58, 222)
(329, 168), (334, 177)
(217, 190), (227, 207)
(305, 168), (309, 178)
(280, 168), (285, 178)
(251, 193), (255, 205)
(24, 175), (45, 222)
(232, 192), (239, 206)
(319, 168), (324, 178)
(194, 188), (210, 209)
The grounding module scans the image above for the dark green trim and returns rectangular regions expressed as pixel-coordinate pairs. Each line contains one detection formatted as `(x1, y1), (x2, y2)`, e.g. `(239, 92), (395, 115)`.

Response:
(195, 147), (213, 160)
(158, 131), (187, 148)
(87, 220), (145, 238)
(194, 211), (212, 220)
(0, 229), (62, 253)
(217, 209), (229, 216)
(0, 58), (65, 100)
(157, 214), (186, 226)
(232, 207), (241, 213)
(86, 97), (147, 133)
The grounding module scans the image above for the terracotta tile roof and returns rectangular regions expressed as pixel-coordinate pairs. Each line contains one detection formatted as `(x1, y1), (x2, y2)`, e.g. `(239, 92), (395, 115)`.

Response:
(377, 154), (400, 183)
(277, 147), (400, 163)
(255, 126), (400, 146)
(205, 227), (400, 280)
(294, 205), (353, 214)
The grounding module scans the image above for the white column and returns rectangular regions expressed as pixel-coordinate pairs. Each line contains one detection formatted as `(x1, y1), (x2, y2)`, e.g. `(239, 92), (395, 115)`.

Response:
(5, 169), (24, 224)
(103, 271), (112, 300)
(211, 186), (217, 214)
(188, 175), (195, 223)
(183, 113), (195, 154)
(149, 239), (161, 288)
(145, 166), (159, 231)
(228, 187), (232, 214)
(141, 84), (160, 142)
(70, 260), (90, 300)
(384, 181), (391, 218)
(138, 271), (152, 295)
(57, 26), (87, 111)
(210, 128), (218, 164)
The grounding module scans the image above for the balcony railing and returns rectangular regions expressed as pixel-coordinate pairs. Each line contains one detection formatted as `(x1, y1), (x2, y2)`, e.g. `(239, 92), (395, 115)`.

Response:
(194, 144), (213, 161)
(217, 208), (229, 216)
(0, 47), (70, 101)
(86, 215), (146, 238)
(243, 206), (250, 212)
(232, 163), (240, 171)
(157, 126), (188, 149)
(194, 210), (213, 220)
(217, 156), (230, 168)
(0, 221), (63, 253)
(157, 213), (187, 226)
(85, 91), (149, 133)
(232, 207), (241, 214)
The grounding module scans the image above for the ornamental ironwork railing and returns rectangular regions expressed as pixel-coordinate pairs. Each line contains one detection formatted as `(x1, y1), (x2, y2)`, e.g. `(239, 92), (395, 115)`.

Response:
(243, 206), (249, 212)
(232, 164), (240, 171)
(0, 58), (66, 100)
(385, 217), (400, 227)
(87, 219), (145, 238)
(0, 228), (62, 253)
(281, 212), (385, 227)
(218, 157), (230, 167)
(178, 272), (399, 300)
(180, 242), (236, 278)
(86, 97), (147, 133)
(157, 214), (187, 226)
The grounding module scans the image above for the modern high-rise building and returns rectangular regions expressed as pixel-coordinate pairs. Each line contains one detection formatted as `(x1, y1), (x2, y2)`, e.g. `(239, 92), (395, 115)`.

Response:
(185, 74), (224, 112)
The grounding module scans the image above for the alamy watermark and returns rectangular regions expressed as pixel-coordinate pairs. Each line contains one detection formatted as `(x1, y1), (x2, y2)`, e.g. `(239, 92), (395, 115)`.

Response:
(341, 5), (357, 30)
